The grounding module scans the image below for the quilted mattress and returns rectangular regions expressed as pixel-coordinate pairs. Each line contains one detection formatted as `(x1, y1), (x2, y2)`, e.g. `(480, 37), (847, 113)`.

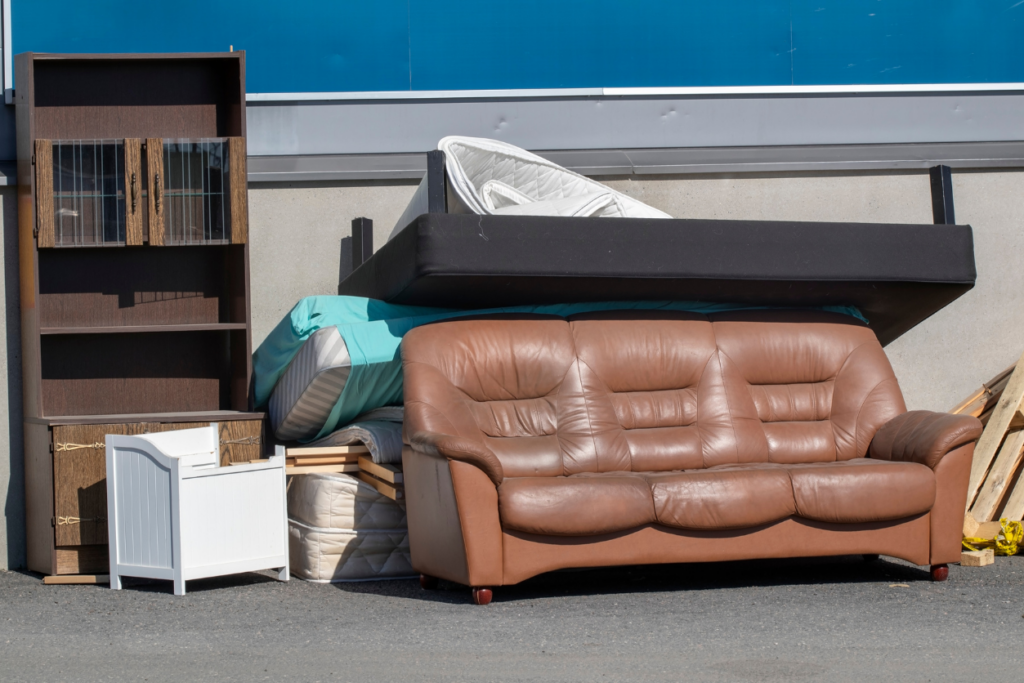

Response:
(269, 326), (351, 441)
(288, 472), (414, 582)
(438, 136), (670, 219)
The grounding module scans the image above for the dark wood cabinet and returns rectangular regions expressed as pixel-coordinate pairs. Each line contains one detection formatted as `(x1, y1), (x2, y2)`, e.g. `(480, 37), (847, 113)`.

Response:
(16, 52), (263, 577)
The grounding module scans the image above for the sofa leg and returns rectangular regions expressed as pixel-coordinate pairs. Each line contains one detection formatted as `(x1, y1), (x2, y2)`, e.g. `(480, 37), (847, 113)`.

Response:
(419, 574), (439, 590)
(863, 554), (880, 562)
(930, 564), (949, 582)
(471, 587), (493, 606)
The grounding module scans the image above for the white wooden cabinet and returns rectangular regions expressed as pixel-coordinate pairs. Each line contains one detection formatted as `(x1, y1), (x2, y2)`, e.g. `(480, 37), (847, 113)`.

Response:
(106, 425), (288, 595)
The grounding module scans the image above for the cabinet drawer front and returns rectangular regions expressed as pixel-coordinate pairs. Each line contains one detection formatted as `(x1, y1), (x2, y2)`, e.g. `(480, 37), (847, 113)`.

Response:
(52, 423), (129, 546)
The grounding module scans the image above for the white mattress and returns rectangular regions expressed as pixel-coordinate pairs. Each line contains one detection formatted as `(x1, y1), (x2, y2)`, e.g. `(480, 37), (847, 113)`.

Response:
(269, 326), (351, 441)
(439, 136), (671, 220)
(287, 472), (414, 582)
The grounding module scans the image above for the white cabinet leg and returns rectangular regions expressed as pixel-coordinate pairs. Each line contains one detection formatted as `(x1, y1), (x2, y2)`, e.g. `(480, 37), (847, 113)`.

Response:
(174, 578), (186, 596)
(110, 573), (122, 590)
(277, 566), (289, 582)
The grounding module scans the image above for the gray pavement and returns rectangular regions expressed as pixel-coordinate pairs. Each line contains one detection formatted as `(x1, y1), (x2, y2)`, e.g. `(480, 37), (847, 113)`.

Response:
(1, 555), (1022, 682)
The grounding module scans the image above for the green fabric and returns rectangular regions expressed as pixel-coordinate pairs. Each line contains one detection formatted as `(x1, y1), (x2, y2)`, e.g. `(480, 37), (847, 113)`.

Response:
(254, 296), (867, 441)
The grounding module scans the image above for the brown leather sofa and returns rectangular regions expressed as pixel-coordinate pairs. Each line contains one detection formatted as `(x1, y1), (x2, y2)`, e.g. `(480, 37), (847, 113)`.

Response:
(401, 310), (982, 604)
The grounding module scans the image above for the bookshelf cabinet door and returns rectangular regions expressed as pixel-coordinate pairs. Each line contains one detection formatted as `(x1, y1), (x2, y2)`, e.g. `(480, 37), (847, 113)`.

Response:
(34, 139), (55, 248)
(145, 138), (165, 245)
(52, 423), (129, 546)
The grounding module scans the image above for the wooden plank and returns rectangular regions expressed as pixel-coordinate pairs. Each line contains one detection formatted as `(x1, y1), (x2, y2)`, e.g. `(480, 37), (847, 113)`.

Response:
(43, 574), (110, 585)
(286, 454), (360, 466)
(960, 549), (994, 567)
(228, 137), (248, 244)
(146, 138), (164, 245)
(356, 471), (404, 501)
(999, 461), (1024, 521)
(963, 512), (980, 537)
(35, 139), (55, 248)
(124, 138), (143, 245)
(52, 424), (130, 546)
(952, 365), (1015, 418)
(358, 456), (404, 485)
(967, 351), (1024, 509)
(285, 445), (368, 456)
(971, 429), (1024, 522)
(286, 463), (359, 475)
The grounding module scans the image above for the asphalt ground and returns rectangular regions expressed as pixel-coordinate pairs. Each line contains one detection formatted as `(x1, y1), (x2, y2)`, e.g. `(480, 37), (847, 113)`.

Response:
(1, 554), (1022, 683)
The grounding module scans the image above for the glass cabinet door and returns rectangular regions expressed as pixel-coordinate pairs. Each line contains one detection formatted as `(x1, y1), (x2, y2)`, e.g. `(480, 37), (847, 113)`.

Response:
(161, 138), (230, 244)
(34, 138), (144, 248)
(33, 136), (247, 248)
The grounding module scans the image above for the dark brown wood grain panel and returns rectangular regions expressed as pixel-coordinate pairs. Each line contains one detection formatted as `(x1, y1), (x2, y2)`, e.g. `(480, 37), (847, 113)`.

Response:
(37, 247), (237, 327)
(41, 332), (230, 416)
(34, 139), (55, 248)
(35, 106), (221, 141)
(124, 139), (143, 245)
(24, 422), (56, 574)
(55, 545), (108, 575)
(219, 420), (264, 465)
(145, 138), (165, 245)
(228, 137), (248, 244)
(52, 424), (128, 546)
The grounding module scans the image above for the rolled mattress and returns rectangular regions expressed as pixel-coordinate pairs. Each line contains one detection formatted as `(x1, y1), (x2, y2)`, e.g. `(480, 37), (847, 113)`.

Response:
(270, 326), (351, 441)
(288, 472), (414, 582)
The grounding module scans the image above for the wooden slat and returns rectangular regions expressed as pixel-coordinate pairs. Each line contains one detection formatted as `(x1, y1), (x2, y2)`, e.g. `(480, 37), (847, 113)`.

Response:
(286, 463), (359, 475)
(970, 429), (1024, 521)
(286, 454), (360, 466)
(43, 574), (110, 585)
(123, 138), (143, 245)
(228, 136), (248, 244)
(967, 351), (1024, 509)
(145, 138), (164, 245)
(999, 459), (1024, 521)
(358, 456), (403, 484)
(356, 471), (404, 501)
(285, 445), (368, 456)
(950, 363), (1016, 415)
(35, 139), (55, 248)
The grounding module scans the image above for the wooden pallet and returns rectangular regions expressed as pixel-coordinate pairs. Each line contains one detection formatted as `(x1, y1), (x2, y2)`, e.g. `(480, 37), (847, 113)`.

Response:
(955, 353), (1024, 525)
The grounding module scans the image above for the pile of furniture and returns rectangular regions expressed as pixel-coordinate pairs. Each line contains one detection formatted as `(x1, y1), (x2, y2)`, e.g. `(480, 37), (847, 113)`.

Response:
(954, 352), (1024, 526)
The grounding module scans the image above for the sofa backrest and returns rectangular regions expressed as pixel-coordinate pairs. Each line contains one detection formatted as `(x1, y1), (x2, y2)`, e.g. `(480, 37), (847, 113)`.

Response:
(401, 310), (907, 478)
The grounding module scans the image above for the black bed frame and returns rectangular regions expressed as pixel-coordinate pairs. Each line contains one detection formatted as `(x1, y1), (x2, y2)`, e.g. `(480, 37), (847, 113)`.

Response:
(340, 153), (974, 346)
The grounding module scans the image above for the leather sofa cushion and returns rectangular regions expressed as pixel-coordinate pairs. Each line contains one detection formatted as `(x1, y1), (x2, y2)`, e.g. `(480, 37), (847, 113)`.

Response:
(789, 459), (935, 523)
(498, 473), (656, 536)
(645, 464), (796, 530)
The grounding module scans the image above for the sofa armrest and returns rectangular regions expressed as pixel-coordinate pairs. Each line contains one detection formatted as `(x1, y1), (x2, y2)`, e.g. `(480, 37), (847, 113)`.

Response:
(408, 431), (504, 485)
(869, 410), (983, 470)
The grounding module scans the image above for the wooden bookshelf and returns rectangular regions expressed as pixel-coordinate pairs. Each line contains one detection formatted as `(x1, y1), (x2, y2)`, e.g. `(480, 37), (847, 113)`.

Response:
(15, 52), (263, 577)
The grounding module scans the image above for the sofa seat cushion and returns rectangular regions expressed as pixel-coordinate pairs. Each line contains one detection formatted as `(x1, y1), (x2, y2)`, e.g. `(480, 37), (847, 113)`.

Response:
(788, 459), (935, 524)
(498, 473), (656, 536)
(644, 464), (796, 530)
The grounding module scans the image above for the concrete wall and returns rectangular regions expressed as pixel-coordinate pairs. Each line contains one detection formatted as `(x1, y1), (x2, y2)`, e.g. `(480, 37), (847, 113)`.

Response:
(2, 169), (1023, 568)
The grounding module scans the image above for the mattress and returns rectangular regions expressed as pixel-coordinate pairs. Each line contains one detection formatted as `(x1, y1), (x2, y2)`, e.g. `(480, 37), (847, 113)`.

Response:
(288, 472), (414, 582)
(340, 212), (977, 346)
(269, 326), (351, 441)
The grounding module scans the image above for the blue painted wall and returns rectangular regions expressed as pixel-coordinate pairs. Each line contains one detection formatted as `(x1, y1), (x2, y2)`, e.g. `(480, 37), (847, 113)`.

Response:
(13, 1), (1024, 92)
